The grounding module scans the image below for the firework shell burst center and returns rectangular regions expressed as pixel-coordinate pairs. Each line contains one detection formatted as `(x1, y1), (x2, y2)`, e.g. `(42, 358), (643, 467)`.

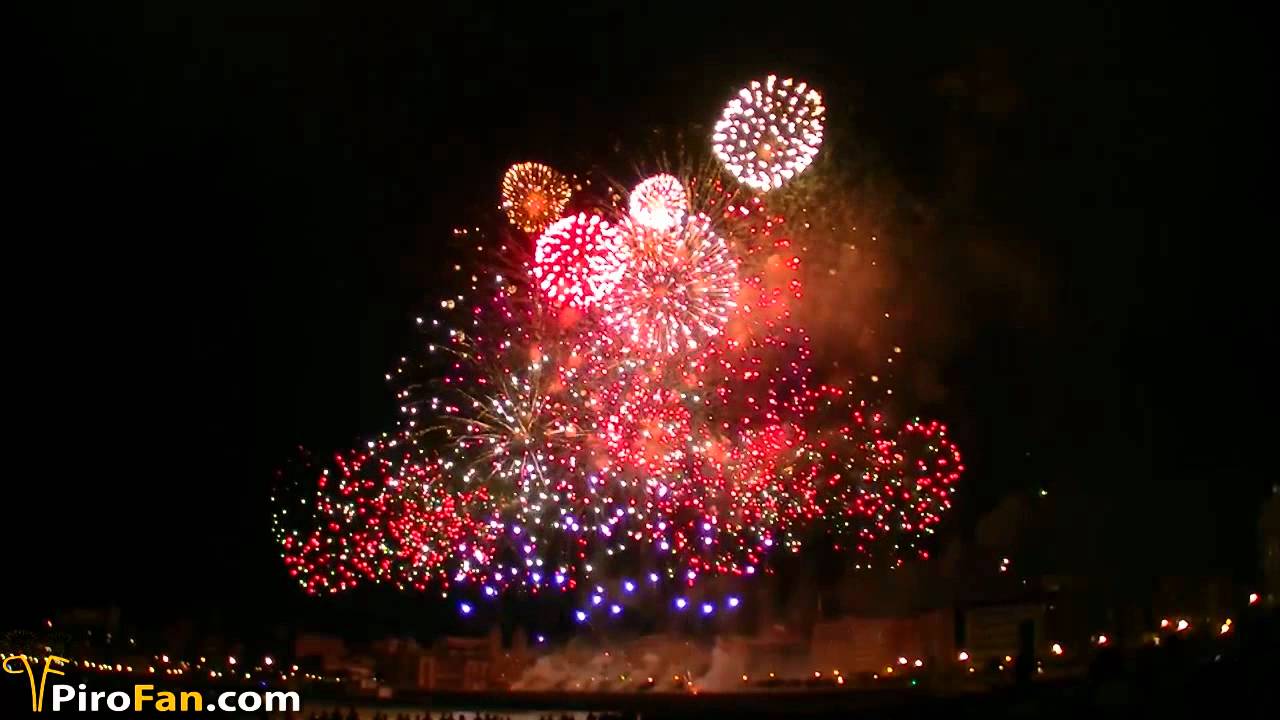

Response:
(273, 79), (965, 618)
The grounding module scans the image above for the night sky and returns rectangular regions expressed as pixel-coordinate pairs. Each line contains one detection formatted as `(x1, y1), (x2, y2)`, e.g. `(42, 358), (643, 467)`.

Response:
(12, 4), (1272, 633)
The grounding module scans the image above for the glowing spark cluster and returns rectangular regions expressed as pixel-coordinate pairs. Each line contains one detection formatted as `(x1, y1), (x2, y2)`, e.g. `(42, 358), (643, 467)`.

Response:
(808, 385), (964, 562)
(629, 174), (689, 230)
(713, 75), (825, 192)
(501, 162), (572, 233)
(273, 434), (497, 594)
(533, 213), (629, 309)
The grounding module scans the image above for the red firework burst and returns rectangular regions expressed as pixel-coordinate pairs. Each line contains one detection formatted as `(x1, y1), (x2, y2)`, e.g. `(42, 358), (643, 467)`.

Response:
(532, 213), (629, 309)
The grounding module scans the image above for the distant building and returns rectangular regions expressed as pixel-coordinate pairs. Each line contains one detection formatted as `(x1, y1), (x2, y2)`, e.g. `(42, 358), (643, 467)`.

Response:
(295, 633), (346, 672)
(415, 627), (530, 691)
(417, 636), (492, 690)
(370, 636), (425, 688)
(344, 654), (376, 690)
(1152, 575), (1236, 620)
(720, 626), (808, 677)
(53, 607), (121, 635)
(961, 602), (1044, 666)
(1262, 486), (1280, 604)
(811, 610), (954, 674)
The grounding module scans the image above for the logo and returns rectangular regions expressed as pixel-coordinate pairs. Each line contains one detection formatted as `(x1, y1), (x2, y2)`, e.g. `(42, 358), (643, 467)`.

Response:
(3, 654), (67, 711)
(5, 655), (301, 713)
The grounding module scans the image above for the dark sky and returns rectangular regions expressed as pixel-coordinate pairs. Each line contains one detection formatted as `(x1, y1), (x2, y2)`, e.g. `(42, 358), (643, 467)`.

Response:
(11, 3), (1272, 631)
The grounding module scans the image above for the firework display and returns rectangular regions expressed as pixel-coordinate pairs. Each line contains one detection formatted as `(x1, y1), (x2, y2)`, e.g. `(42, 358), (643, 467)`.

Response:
(713, 75), (825, 192)
(501, 162), (573, 233)
(274, 76), (963, 619)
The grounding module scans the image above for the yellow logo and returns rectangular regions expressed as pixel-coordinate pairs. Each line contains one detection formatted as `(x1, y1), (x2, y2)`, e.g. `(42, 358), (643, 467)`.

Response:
(3, 654), (68, 712)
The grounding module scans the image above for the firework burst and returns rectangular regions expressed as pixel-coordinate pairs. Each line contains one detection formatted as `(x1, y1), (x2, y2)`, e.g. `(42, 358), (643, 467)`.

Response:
(604, 214), (739, 355)
(502, 162), (573, 233)
(713, 75), (825, 192)
(629, 174), (689, 230)
(533, 213), (630, 310)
